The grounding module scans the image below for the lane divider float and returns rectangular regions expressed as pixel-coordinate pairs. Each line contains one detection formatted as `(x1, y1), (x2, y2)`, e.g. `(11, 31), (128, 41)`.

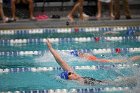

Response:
(0, 64), (138, 74)
(0, 36), (140, 45)
(0, 48), (140, 56)
(0, 26), (139, 35)
(0, 87), (130, 93)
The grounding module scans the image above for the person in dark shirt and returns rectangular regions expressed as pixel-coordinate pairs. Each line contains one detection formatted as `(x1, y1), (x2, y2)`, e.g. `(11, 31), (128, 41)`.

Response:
(11, 0), (35, 21)
(114, 0), (131, 20)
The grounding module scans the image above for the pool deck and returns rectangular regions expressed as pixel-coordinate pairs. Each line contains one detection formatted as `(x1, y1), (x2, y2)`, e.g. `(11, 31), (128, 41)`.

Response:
(0, 16), (140, 30)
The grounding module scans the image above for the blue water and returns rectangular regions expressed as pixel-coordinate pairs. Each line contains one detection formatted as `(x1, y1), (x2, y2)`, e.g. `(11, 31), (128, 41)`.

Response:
(0, 28), (140, 92)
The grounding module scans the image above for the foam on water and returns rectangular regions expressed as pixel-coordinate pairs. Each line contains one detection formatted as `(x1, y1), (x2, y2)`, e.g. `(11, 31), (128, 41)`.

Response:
(107, 59), (140, 91)
(126, 64), (140, 93)
(34, 51), (85, 63)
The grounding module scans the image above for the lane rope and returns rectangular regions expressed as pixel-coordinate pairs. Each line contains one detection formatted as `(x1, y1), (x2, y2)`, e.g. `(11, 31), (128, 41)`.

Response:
(0, 26), (139, 35)
(0, 36), (139, 45)
(0, 87), (130, 93)
(0, 47), (140, 56)
(0, 64), (138, 74)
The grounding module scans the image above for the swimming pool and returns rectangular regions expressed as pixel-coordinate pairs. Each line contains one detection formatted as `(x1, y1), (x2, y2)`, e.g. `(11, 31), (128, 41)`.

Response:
(0, 25), (140, 93)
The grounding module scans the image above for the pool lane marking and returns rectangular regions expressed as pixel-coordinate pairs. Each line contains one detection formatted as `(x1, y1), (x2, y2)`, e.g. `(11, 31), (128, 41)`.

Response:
(0, 36), (139, 44)
(0, 48), (140, 56)
(0, 86), (130, 93)
(0, 64), (138, 74)
(0, 26), (139, 35)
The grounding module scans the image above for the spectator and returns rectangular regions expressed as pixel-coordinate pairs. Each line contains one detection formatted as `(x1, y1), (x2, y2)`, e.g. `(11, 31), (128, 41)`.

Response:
(67, 0), (87, 22)
(96, 0), (114, 20)
(114, 0), (131, 19)
(11, 0), (35, 21)
(0, 0), (11, 23)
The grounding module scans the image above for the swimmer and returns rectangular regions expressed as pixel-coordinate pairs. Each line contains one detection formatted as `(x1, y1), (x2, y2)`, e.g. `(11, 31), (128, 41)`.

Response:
(46, 39), (105, 85)
(46, 39), (138, 86)
(70, 50), (140, 63)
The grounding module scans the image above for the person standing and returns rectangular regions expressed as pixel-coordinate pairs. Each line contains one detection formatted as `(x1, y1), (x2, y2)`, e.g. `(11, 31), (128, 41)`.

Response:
(114, 0), (131, 20)
(0, 0), (11, 23)
(96, 0), (114, 20)
(11, 0), (35, 21)
(67, 0), (87, 22)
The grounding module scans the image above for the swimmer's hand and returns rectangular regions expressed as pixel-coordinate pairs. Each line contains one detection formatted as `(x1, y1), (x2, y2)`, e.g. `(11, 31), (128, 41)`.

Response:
(46, 39), (52, 49)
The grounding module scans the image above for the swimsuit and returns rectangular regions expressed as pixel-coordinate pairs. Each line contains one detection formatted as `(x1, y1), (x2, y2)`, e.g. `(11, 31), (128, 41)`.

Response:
(82, 77), (102, 85)
(84, 55), (97, 61)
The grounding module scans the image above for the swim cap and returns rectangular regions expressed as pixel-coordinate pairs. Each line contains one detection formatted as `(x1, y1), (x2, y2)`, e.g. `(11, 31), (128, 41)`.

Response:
(70, 50), (79, 57)
(59, 71), (69, 80)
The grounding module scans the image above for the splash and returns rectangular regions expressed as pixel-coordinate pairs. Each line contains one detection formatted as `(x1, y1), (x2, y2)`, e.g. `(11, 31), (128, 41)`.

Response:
(108, 56), (140, 92)
(34, 51), (85, 63)
(126, 66), (140, 93)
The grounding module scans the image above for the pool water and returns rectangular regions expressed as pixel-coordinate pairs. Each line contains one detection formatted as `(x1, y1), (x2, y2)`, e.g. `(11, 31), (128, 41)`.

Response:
(0, 26), (140, 93)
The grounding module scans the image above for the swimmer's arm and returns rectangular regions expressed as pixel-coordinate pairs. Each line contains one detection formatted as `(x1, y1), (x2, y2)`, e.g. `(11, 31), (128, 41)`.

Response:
(46, 39), (73, 72)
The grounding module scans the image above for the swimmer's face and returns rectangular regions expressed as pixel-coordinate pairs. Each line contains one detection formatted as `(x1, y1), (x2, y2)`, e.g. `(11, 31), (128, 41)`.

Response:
(68, 72), (80, 80)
